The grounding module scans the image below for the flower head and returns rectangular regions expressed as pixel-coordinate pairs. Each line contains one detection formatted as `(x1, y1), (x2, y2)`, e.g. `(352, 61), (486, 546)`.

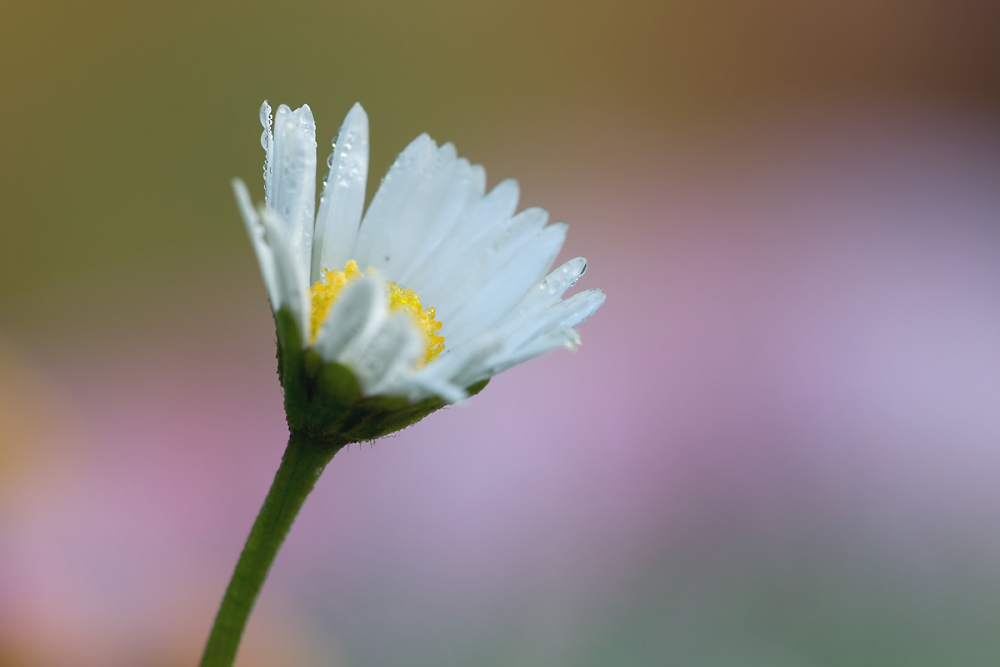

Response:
(234, 101), (604, 442)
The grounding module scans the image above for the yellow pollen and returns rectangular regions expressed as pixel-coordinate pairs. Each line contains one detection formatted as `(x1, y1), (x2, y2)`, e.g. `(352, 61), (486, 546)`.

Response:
(309, 260), (445, 365)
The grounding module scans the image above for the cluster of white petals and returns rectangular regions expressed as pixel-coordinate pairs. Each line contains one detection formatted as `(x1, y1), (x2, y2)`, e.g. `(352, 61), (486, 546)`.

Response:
(235, 101), (604, 403)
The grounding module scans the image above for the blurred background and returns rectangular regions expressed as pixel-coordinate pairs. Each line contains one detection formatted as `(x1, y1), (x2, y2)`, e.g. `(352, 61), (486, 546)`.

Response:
(2, 0), (1000, 665)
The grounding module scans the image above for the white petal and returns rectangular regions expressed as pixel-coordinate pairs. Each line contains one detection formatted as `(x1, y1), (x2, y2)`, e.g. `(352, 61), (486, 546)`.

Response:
(345, 313), (424, 393)
(259, 206), (311, 340)
(232, 179), (279, 308)
(477, 327), (582, 379)
(312, 277), (384, 362)
(421, 207), (550, 321)
(406, 178), (519, 296)
(401, 376), (468, 405)
(461, 289), (604, 381)
(366, 142), (462, 280)
(313, 103), (370, 282)
(503, 257), (588, 329)
(270, 104), (317, 277)
(351, 134), (438, 273)
(411, 332), (503, 396)
(367, 316), (427, 395)
(260, 101), (274, 205)
(389, 151), (486, 285)
(498, 288), (605, 354)
(442, 222), (567, 348)
(400, 163), (487, 285)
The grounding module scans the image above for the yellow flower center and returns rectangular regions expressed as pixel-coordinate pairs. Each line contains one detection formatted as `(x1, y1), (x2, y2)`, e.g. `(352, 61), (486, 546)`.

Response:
(309, 260), (445, 365)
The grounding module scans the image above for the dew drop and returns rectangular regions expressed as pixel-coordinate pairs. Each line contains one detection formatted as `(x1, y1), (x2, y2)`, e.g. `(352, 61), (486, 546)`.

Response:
(326, 153), (335, 169)
(259, 101), (272, 129)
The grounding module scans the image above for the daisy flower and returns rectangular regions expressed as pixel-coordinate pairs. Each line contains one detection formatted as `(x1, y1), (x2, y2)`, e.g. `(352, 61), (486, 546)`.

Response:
(233, 101), (604, 441)
(201, 101), (604, 667)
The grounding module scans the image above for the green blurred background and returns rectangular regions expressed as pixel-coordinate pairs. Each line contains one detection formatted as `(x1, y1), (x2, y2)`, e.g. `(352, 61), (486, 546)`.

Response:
(3, 1), (1000, 666)
(3, 0), (999, 331)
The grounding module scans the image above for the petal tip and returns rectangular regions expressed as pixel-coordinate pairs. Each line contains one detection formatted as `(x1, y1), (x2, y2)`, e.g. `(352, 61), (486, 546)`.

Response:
(347, 102), (368, 118)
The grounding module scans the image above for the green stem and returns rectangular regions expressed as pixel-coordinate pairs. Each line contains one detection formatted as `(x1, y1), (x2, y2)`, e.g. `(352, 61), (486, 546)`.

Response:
(200, 432), (343, 667)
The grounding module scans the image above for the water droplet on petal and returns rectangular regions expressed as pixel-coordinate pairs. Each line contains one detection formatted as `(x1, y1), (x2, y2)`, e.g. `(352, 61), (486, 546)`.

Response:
(326, 153), (335, 169)
(259, 101), (272, 129)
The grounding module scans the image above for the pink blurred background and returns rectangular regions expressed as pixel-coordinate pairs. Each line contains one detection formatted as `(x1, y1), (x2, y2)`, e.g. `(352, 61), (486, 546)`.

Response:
(3, 1), (1000, 665)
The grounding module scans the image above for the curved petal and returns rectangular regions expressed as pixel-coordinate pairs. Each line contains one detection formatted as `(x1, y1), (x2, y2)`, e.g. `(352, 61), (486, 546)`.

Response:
(313, 276), (385, 362)
(350, 133), (438, 274)
(503, 257), (588, 329)
(407, 332), (502, 401)
(259, 206), (311, 340)
(399, 375), (468, 405)
(313, 103), (370, 281)
(441, 221), (567, 347)
(421, 206), (549, 320)
(474, 327), (581, 380)
(233, 178), (279, 308)
(367, 316), (428, 395)
(461, 289), (604, 382)
(270, 104), (317, 276)
(497, 288), (605, 356)
(395, 162), (487, 289)
(377, 148), (485, 284)
(260, 101), (274, 205)
(345, 313), (424, 394)
(406, 177), (520, 291)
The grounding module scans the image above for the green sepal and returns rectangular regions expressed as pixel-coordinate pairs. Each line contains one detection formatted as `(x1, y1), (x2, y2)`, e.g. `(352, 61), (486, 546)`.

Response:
(273, 309), (489, 444)
(336, 378), (489, 442)
(273, 310), (310, 431)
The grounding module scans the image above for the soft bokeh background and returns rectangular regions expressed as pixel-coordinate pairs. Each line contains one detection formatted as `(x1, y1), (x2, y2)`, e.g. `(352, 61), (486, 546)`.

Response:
(3, 1), (1000, 665)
